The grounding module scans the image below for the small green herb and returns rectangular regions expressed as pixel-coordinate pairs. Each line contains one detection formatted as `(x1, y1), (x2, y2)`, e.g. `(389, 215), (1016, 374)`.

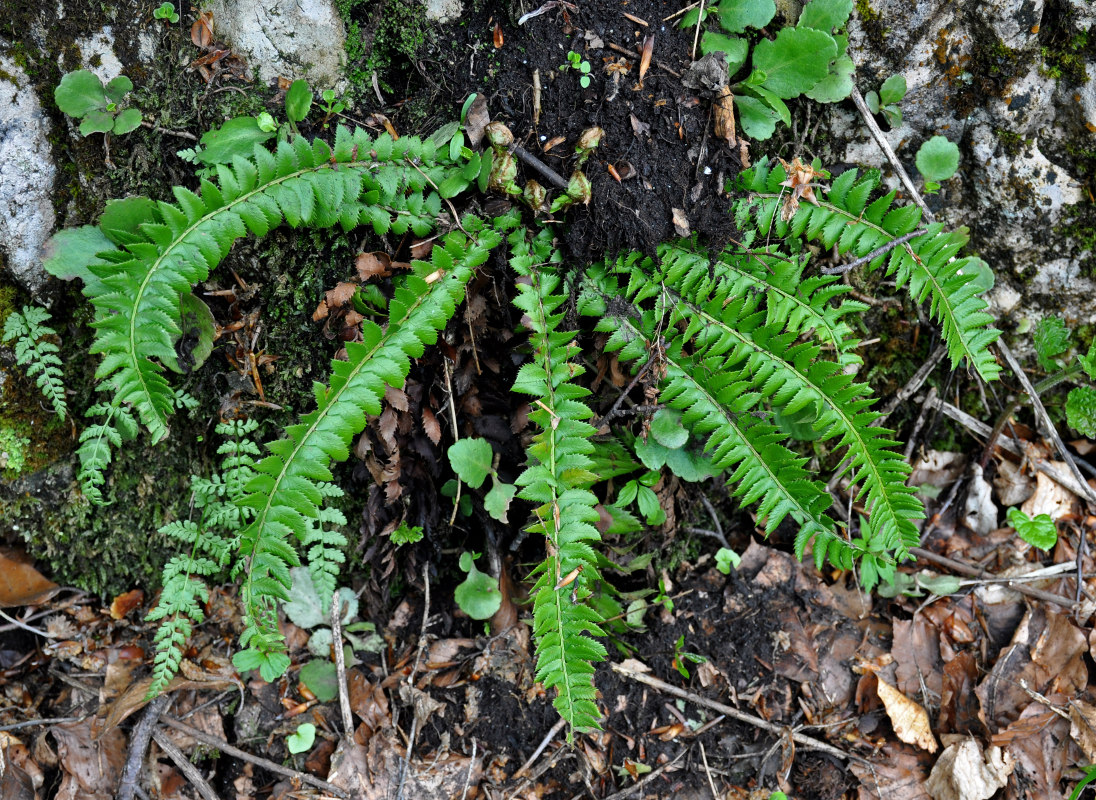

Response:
(454, 551), (502, 620)
(153, 2), (179, 23)
(715, 547), (741, 574)
(1007, 507), (1058, 551)
(390, 521), (425, 545)
(864, 73), (906, 128)
(915, 135), (960, 191)
(54, 70), (142, 137)
(286, 722), (316, 754)
(671, 635), (707, 679)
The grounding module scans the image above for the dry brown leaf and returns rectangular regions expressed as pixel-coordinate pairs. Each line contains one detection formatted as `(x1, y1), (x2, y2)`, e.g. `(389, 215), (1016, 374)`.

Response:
(0, 548), (59, 608)
(493, 22), (504, 48)
(876, 676), (939, 753)
(1021, 465), (1076, 519)
(893, 618), (943, 699)
(851, 743), (933, 800)
(355, 251), (392, 281)
(924, 738), (1013, 800)
(713, 86), (736, 145)
(51, 718), (125, 800)
(1069, 699), (1096, 763)
(190, 11), (213, 48)
(325, 282), (358, 309)
(328, 730), (481, 800)
(777, 157), (825, 221)
(109, 588), (144, 620)
(671, 207), (690, 237)
(421, 407), (441, 445)
(993, 458), (1035, 506)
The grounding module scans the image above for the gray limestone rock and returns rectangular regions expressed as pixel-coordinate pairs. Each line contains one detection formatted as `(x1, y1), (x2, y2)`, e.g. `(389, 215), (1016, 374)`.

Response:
(0, 49), (57, 294)
(203, 0), (347, 88)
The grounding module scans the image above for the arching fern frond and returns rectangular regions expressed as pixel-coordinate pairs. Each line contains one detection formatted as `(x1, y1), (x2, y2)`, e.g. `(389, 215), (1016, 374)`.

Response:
(83, 126), (458, 447)
(231, 219), (506, 680)
(511, 227), (605, 735)
(737, 158), (1001, 381)
(580, 262), (845, 566)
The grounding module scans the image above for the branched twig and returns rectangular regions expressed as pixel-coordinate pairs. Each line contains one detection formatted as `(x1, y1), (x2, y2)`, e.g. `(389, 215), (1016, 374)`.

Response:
(910, 546), (1077, 609)
(512, 717), (567, 779)
(159, 715), (349, 798)
(821, 229), (929, 275)
(151, 728), (221, 800)
(611, 662), (870, 765)
(600, 748), (688, 800)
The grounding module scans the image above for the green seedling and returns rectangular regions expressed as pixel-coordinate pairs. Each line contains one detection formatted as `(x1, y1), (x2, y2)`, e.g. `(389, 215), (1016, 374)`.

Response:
(715, 547), (741, 574)
(319, 89), (346, 128)
(447, 437), (517, 522)
(153, 2), (179, 22)
(671, 635), (707, 679)
(864, 74), (907, 128)
(285, 79), (313, 136)
(915, 135), (960, 193)
(390, 521), (424, 545)
(54, 70), (142, 137)
(286, 722), (316, 754)
(455, 551), (502, 620)
(1007, 507), (1058, 551)
(561, 51), (592, 88)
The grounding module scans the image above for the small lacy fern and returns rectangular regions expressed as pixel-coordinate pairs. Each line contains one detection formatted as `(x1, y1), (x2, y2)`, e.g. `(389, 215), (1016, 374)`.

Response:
(146, 419), (260, 696)
(510, 227), (606, 733)
(2, 305), (68, 420)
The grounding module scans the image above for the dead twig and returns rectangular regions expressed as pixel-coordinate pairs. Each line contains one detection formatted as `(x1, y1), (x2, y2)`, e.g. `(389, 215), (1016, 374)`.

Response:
(118, 694), (172, 800)
(877, 346), (948, 422)
(513, 717), (567, 779)
(445, 359), (462, 526)
(331, 590), (354, 739)
(151, 728), (221, 800)
(849, 83), (934, 224)
(140, 121), (199, 141)
(607, 42), (682, 78)
(910, 546), (1078, 609)
(821, 229), (930, 276)
(699, 495), (729, 549)
(508, 142), (569, 191)
(997, 340), (1096, 509)
(699, 741), (720, 799)
(160, 715), (350, 798)
(611, 662), (871, 765)
(397, 563), (432, 800)
(664, 2), (700, 22)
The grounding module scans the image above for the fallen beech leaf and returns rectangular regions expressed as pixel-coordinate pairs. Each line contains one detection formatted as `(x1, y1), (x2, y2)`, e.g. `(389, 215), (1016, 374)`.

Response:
(637, 34), (653, 87)
(109, 588), (143, 620)
(924, 738), (1013, 800)
(1021, 464), (1075, 520)
(1070, 699), (1096, 762)
(543, 135), (566, 152)
(190, 11), (213, 48)
(325, 282), (358, 309)
(355, 251), (392, 281)
(0, 549), (59, 607)
(312, 299), (329, 321)
(876, 676), (938, 753)
(52, 718), (126, 800)
(493, 22), (504, 48)
(421, 407), (441, 445)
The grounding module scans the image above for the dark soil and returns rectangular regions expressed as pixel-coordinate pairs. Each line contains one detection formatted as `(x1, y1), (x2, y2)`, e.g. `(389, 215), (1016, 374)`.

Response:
(412, 0), (745, 259)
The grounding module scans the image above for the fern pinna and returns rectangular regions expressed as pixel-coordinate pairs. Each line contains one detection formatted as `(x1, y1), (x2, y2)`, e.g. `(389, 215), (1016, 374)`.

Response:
(582, 238), (923, 585)
(2, 305), (69, 421)
(75, 126), (474, 500)
(231, 219), (504, 680)
(737, 158), (1000, 381)
(510, 227), (606, 733)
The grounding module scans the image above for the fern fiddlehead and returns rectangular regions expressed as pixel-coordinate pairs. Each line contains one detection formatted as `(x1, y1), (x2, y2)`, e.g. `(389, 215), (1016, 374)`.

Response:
(231, 218), (506, 679)
(511, 227), (606, 734)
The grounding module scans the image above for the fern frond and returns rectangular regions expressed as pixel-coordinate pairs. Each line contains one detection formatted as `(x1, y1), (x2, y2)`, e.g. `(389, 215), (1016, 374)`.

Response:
(2, 305), (69, 420)
(84, 127), (455, 447)
(232, 220), (506, 676)
(76, 401), (138, 503)
(146, 420), (260, 697)
(303, 482), (348, 608)
(580, 264), (845, 563)
(511, 227), (606, 734)
(737, 158), (1001, 381)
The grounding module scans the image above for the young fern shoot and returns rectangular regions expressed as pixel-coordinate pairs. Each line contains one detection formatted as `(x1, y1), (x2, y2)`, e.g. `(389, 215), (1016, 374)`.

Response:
(2, 305), (69, 421)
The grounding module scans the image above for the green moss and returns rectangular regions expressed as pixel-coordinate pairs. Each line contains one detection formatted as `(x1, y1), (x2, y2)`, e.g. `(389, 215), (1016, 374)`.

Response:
(341, 0), (431, 97)
(995, 128), (1028, 157)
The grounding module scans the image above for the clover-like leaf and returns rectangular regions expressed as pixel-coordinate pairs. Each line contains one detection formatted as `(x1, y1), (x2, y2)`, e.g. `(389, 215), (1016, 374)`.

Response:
(112, 107), (142, 135)
(55, 70), (106, 118)
(455, 552), (502, 620)
(915, 135), (960, 182)
(287, 723), (316, 754)
(79, 110), (115, 136)
(484, 478), (517, 522)
(717, 0), (776, 32)
(751, 27), (836, 98)
(104, 75), (134, 103)
(797, 0), (853, 32)
(879, 73), (908, 105)
(299, 659), (338, 702)
(447, 438), (493, 489)
(1007, 507), (1058, 551)
(650, 408), (689, 449)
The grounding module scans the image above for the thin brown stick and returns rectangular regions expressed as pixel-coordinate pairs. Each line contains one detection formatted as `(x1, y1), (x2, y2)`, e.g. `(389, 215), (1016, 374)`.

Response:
(512, 717), (567, 779)
(997, 340), (1096, 508)
(508, 143), (569, 191)
(118, 694), (172, 800)
(910, 547), (1078, 609)
(664, 2), (700, 22)
(607, 42), (682, 78)
(159, 715), (349, 798)
(691, 0), (705, 59)
(699, 741), (719, 799)
(445, 359), (462, 526)
(821, 229), (930, 276)
(331, 591), (353, 738)
(140, 121), (198, 141)
(848, 84), (934, 224)
(151, 728), (221, 800)
(611, 663), (871, 765)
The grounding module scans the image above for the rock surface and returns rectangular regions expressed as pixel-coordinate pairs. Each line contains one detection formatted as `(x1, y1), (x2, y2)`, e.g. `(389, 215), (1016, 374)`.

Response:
(0, 48), (57, 295)
(203, 0), (347, 87)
